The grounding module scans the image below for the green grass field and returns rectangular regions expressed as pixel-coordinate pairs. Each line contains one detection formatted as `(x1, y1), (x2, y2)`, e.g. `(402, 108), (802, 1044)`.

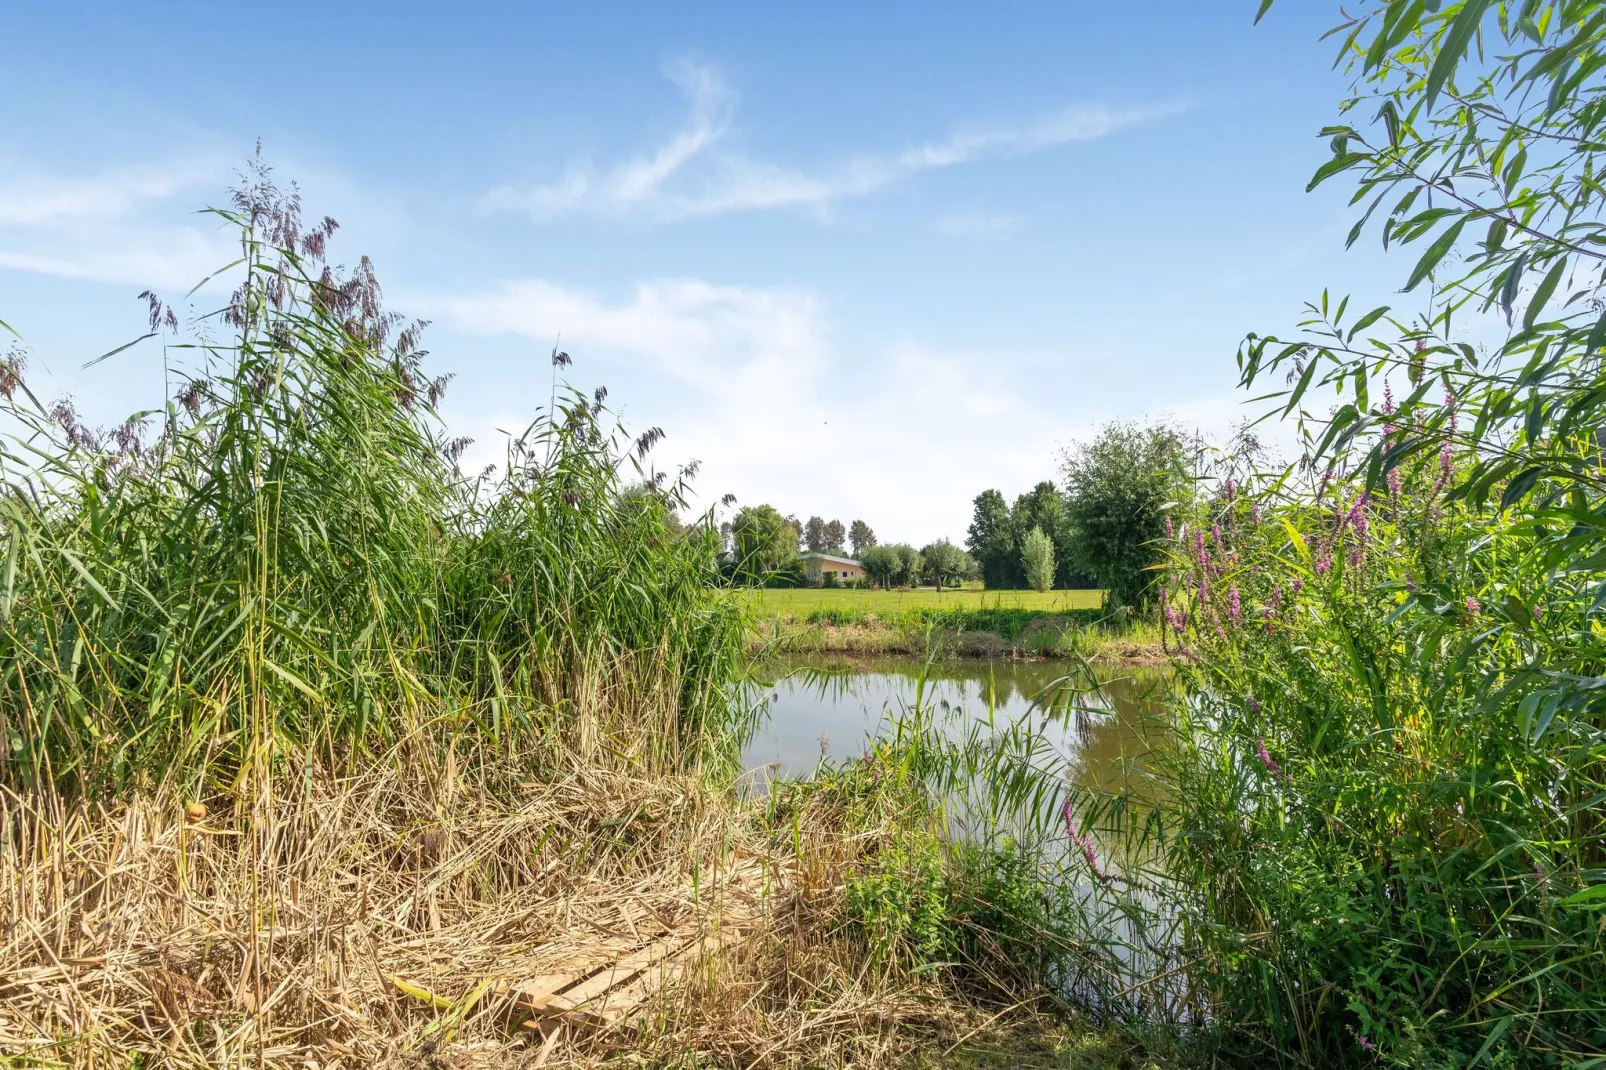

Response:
(739, 587), (1104, 615)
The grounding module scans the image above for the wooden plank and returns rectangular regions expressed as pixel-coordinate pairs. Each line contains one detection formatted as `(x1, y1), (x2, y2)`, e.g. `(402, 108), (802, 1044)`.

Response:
(596, 927), (753, 1026)
(541, 931), (690, 1013)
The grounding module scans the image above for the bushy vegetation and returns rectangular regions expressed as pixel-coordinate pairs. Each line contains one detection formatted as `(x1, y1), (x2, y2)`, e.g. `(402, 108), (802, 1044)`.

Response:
(0, 168), (745, 796)
(968, 426), (1191, 606)
(1047, 4), (1606, 1065)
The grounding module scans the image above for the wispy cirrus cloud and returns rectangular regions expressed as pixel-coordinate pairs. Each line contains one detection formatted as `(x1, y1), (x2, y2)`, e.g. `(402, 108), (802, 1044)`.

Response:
(483, 61), (1181, 223)
(0, 156), (236, 289)
(0, 157), (226, 227)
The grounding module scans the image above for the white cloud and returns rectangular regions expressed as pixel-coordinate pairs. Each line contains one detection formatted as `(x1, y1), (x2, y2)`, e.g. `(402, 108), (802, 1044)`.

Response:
(937, 212), (1020, 238)
(440, 276), (826, 395)
(437, 275), (1071, 544)
(0, 159), (222, 227)
(0, 157), (236, 290)
(484, 62), (1179, 222)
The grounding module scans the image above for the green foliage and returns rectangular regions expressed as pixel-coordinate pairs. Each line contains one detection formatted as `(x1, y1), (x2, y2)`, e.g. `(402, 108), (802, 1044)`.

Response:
(1149, 457), (1606, 1064)
(1122, 4), (1606, 1062)
(858, 543), (901, 588)
(894, 543), (926, 588)
(844, 829), (950, 969)
(945, 838), (1076, 993)
(1060, 421), (1192, 612)
(803, 515), (826, 552)
(1021, 526), (1055, 593)
(823, 518), (846, 553)
(0, 169), (747, 794)
(849, 518), (876, 557)
(920, 539), (976, 589)
(729, 504), (801, 584)
(968, 489), (1017, 589)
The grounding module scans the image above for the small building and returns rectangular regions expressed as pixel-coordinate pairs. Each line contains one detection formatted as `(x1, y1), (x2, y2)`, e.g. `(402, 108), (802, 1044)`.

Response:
(799, 552), (863, 585)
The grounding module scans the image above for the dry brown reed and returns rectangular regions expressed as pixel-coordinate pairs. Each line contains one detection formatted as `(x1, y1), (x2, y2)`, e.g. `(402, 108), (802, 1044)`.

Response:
(0, 746), (981, 1070)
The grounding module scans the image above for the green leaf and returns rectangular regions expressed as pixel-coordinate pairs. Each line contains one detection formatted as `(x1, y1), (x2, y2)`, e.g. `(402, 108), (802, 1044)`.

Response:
(1405, 217), (1468, 291)
(1502, 144), (1529, 194)
(1485, 216), (1506, 253)
(263, 659), (326, 705)
(1585, 307), (1606, 351)
(1307, 152), (1371, 192)
(1501, 466), (1543, 509)
(1346, 305), (1391, 342)
(1427, 0), (1494, 111)
(1253, 0), (1275, 23)
(1524, 257), (1566, 330)
(1469, 1016), (1511, 1067)
(83, 332), (157, 369)
(0, 316), (17, 340)
(56, 548), (119, 611)
(1561, 883), (1606, 905)
(1499, 251), (1528, 322)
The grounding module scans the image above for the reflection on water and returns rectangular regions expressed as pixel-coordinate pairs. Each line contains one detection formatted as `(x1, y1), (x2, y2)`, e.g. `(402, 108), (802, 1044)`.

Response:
(745, 654), (1185, 1015)
(742, 654), (1177, 802)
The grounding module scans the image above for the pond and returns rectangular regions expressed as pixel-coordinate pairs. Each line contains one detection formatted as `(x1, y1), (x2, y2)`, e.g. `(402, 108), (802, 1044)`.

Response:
(741, 654), (1177, 801)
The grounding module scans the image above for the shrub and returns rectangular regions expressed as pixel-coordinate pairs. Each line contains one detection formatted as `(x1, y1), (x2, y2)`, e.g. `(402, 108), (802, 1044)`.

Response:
(843, 830), (949, 970)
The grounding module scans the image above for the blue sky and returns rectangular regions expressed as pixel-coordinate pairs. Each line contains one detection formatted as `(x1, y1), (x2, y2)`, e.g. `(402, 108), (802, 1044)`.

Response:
(0, 2), (1410, 544)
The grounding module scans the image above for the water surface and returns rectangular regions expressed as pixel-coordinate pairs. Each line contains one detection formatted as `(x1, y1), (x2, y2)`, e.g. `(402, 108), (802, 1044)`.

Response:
(742, 654), (1176, 800)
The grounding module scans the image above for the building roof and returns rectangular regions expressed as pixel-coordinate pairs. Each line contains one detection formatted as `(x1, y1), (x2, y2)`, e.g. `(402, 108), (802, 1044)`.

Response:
(798, 552), (861, 566)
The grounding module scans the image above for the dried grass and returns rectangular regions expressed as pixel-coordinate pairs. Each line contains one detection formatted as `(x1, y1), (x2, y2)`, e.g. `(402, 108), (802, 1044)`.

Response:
(0, 746), (980, 1070)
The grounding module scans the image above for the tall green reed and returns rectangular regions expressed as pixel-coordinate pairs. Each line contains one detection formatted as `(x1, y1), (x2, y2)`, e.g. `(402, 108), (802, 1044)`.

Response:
(0, 163), (746, 797)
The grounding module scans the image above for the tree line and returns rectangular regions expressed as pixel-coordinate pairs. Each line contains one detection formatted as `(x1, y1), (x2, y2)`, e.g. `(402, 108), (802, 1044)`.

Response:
(966, 420), (1192, 609)
(718, 419), (1192, 605)
(720, 505), (977, 589)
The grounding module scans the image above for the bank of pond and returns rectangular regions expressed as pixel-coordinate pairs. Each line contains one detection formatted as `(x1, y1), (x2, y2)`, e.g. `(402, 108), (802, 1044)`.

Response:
(742, 597), (1168, 665)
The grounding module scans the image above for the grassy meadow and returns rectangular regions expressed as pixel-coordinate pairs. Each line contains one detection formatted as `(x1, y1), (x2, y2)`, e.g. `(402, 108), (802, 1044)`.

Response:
(733, 586), (1165, 662)
(740, 586), (1104, 615)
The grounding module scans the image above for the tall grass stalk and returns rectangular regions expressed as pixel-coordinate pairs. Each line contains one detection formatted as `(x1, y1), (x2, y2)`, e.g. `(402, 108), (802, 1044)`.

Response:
(0, 164), (746, 798)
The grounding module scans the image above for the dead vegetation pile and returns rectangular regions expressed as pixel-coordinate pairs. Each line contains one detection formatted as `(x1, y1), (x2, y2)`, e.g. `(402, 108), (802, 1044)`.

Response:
(0, 748), (986, 1069)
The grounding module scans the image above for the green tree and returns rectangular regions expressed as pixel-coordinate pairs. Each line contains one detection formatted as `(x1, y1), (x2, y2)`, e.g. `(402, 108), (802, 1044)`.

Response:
(822, 518), (846, 553)
(967, 489), (1016, 588)
(848, 519), (876, 556)
(803, 515), (826, 552)
(1020, 526), (1054, 592)
(881, 543), (922, 588)
(729, 504), (801, 584)
(859, 543), (900, 588)
(1015, 480), (1074, 589)
(919, 539), (968, 589)
(1060, 421), (1191, 611)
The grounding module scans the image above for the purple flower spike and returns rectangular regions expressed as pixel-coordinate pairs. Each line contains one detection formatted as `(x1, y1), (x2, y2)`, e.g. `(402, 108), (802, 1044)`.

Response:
(1228, 586), (1242, 625)
(1256, 736), (1286, 782)
(1466, 595), (1481, 616)
(1357, 1035), (1374, 1053)
(1348, 494), (1370, 538)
